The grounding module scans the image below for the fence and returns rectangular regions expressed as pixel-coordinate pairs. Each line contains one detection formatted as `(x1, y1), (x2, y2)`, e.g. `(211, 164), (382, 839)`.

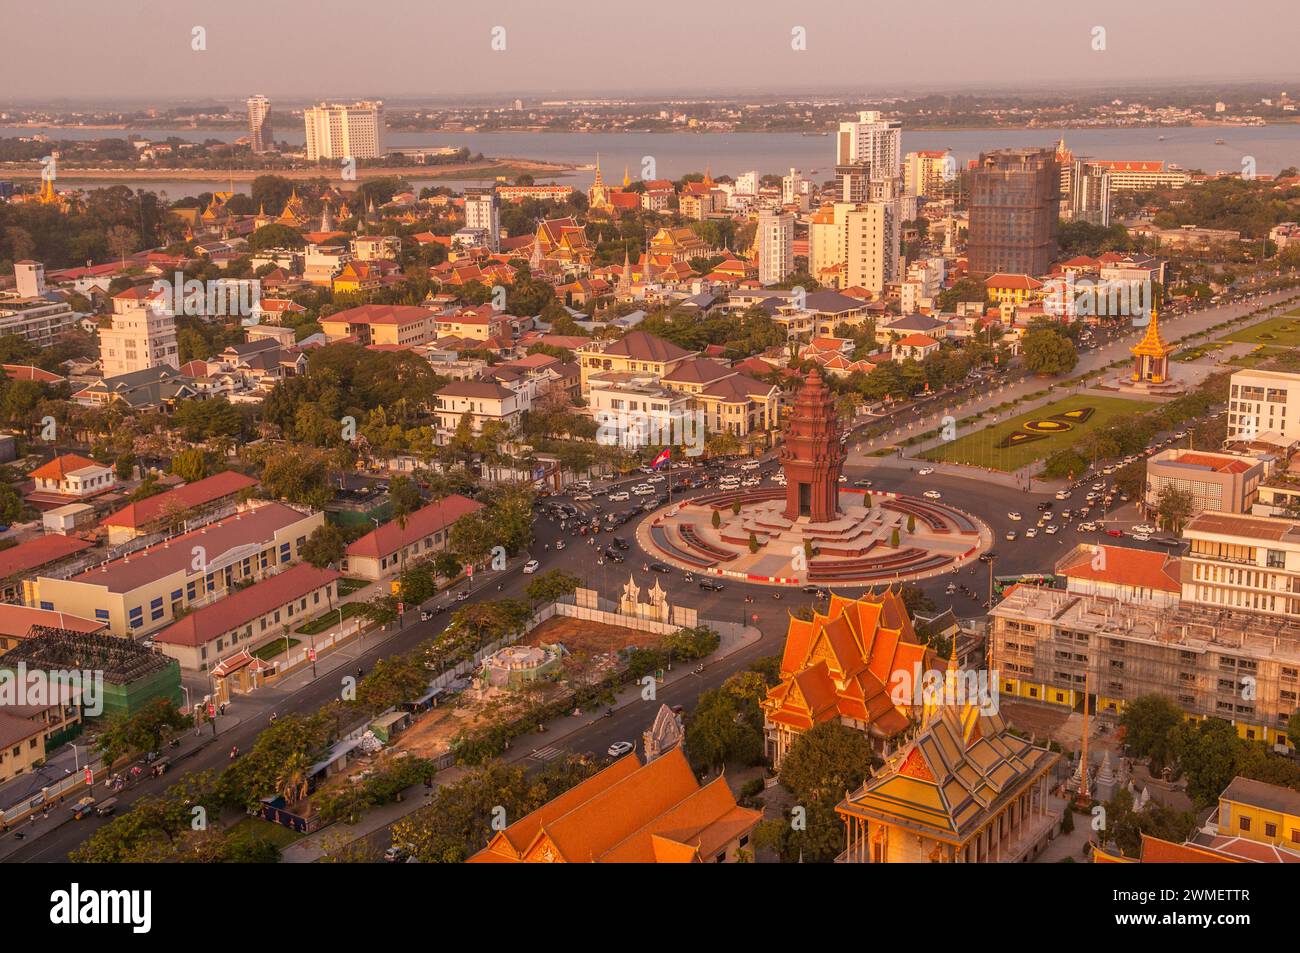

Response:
(2, 757), (104, 826)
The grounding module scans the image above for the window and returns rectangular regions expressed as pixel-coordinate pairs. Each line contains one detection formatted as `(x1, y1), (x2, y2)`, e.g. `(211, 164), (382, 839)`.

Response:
(95, 609), (109, 621)
(1240, 816), (1251, 832)
(1265, 823), (1277, 838)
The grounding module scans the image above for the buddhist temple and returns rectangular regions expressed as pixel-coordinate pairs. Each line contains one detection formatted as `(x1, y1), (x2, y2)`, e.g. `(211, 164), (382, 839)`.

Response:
(276, 188), (310, 228)
(835, 702), (1060, 863)
(468, 747), (761, 863)
(761, 589), (932, 767)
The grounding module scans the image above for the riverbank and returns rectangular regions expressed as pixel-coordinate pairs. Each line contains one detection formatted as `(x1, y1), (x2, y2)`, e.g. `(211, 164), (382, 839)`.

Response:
(0, 157), (578, 183)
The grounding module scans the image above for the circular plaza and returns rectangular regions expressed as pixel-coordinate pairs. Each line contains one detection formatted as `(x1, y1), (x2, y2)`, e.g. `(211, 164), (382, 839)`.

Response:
(637, 368), (991, 587)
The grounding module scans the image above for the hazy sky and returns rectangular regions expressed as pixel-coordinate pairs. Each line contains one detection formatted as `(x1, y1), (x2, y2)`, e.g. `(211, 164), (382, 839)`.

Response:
(3, 0), (1296, 102)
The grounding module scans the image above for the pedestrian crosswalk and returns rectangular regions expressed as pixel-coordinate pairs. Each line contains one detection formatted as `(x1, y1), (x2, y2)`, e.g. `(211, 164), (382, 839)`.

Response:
(529, 745), (565, 762)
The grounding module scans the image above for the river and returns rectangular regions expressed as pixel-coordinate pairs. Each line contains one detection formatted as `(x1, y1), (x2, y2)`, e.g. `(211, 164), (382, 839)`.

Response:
(4, 125), (1299, 198)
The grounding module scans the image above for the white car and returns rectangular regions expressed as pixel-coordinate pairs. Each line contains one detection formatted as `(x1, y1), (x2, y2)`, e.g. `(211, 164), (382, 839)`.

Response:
(572, 493), (593, 501)
(608, 491), (630, 502)
(1132, 524), (1156, 535)
(1045, 524), (1059, 535)
(1025, 527), (1039, 538)
(1131, 532), (1152, 541)
(1005, 530), (1018, 541)
(923, 490), (942, 500)
(632, 484), (655, 495)
(742, 478), (761, 487)
(918, 467), (935, 476)
(523, 560), (540, 574)
(1055, 490), (1072, 500)
(741, 461), (760, 471)
(1007, 512), (1022, 521)
(607, 741), (634, 757)
(647, 474), (666, 484)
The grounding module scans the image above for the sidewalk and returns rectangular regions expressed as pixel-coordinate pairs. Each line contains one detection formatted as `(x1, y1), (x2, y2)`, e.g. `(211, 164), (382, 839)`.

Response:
(0, 711), (243, 860)
(278, 619), (763, 861)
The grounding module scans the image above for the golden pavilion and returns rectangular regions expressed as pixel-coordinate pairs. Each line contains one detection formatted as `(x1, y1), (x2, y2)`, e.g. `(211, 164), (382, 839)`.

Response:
(834, 690), (1061, 863)
(1130, 304), (1172, 384)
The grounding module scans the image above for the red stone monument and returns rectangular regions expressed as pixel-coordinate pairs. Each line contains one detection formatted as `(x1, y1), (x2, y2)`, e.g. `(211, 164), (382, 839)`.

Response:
(779, 368), (845, 522)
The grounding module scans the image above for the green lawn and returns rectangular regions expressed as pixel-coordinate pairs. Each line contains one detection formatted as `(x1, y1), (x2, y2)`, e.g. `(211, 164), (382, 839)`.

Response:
(337, 577), (368, 596)
(253, 636), (301, 661)
(296, 601), (367, 635)
(1216, 313), (1300, 347)
(919, 395), (1156, 472)
(225, 816), (302, 850)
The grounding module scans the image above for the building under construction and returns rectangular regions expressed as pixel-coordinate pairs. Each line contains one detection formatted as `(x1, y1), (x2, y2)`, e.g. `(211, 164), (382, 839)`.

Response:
(989, 584), (1299, 750)
(0, 626), (182, 721)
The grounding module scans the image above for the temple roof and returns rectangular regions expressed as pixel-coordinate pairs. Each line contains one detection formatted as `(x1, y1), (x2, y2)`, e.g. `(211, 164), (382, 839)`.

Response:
(1130, 306), (1172, 359)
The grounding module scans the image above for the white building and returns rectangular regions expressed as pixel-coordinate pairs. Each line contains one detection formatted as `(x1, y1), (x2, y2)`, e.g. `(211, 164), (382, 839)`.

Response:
(757, 209), (794, 286)
(781, 168), (809, 211)
(247, 94), (273, 153)
(464, 187), (500, 253)
(836, 111), (902, 185)
(434, 380), (527, 442)
(1227, 369), (1300, 448)
(1182, 511), (1300, 620)
(98, 286), (179, 377)
(588, 375), (693, 450)
(303, 101), (385, 161)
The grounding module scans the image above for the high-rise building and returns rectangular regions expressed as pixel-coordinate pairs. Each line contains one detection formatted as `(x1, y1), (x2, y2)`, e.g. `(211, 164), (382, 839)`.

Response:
(904, 150), (952, 198)
(1068, 159), (1112, 226)
(98, 287), (179, 378)
(967, 148), (1061, 277)
(247, 94), (273, 154)
(781, 168), (809, 211)
(1227, 369), (1300, 447)
(303, 101), (385, 161)
(808, 200), (899, 296)
(463, 187), (500, 252)
(836, 110), (902, 178)
(757, 209), (794, 286)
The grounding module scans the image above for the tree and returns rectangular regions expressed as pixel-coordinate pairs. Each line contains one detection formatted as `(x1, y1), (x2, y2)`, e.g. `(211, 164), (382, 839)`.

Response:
(170, 448), (209, 483)
(1155, 485), (1195, 533)
(1021, 328), (1078, 376)
(1171, 717), (1246, 808)
(94, 697), (190, 766)
(662, 625), (721, 661)
(524, 569), (581, 604)
(300, 522), (347, 569)
(106, 225), (139, 265)
(1119, 694), (1184, 772)
(685, 687), (763, 772)
(396, 559), (439, 607)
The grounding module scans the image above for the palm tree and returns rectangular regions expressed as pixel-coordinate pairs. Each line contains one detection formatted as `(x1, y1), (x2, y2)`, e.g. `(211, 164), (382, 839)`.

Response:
(275, 750), (312, 804)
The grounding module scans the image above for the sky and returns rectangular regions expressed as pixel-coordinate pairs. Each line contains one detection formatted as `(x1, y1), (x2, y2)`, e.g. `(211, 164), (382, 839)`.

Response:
(2, 0), (1296, 103)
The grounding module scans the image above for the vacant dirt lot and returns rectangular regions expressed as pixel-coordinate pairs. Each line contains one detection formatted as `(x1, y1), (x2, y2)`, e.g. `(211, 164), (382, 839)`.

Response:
(525, 615), (664, 655)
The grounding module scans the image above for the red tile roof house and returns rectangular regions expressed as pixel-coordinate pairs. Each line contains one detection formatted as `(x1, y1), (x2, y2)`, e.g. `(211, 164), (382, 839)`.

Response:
(98, 471), (259, 544)
(152, 563), (341, 672)
(343, 495), (483, 581)
(0, 534), (95, 603)
(25, 453), (117, 508)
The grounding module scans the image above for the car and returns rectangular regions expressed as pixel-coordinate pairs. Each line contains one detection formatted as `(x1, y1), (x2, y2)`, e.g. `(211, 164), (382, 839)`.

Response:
(592, 487), (609, 497)
(632, 484), (654, 495)
(572, 493), (593, 501)
(854, 479), (873, 488)
(978, 551), (997, 563)
(1007, 512), (1022, 521)
(609, 491), (630, 502)
(1132, 524), (1156, 535)
(838, 475), (848, 483)
(1080, 521), (1098, 531)
(923, 490), (942, 500)
(740, 461), (760, 471)
(649, 562), (672, 573)
(699, 580), (725, 592)
(1005, 530), (1018, 541)
(607, 741), (635, 757)
(1025, 527), (1039, 538)
(612, 537), (630, 550)
(1131, 532), (1152, 541)
(1036, 501), (1053, 511)
(648, 474), (666, 484)
(1055, 490), (1072, 500)
(604, 549), (625, 563)
(1091, 483), (1104, 491)
(523, 560), (540, 574)
(1106, 529), (1124, 538)
(918, 467), (935, 476)
(1045, 524), (1059, 535)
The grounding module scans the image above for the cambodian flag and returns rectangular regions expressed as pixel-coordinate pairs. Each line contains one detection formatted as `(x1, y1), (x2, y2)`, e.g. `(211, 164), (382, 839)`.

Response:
(651, 448), (671, 469)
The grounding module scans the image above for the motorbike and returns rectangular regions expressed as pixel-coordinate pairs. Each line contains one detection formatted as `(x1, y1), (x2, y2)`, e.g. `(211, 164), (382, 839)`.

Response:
(603, 708), (614, 718)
